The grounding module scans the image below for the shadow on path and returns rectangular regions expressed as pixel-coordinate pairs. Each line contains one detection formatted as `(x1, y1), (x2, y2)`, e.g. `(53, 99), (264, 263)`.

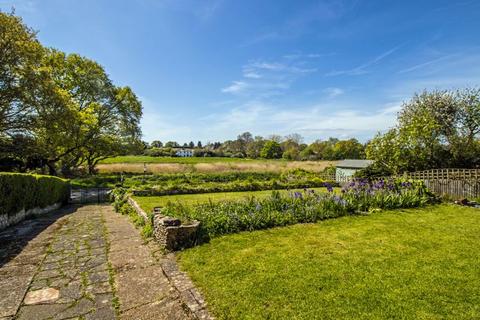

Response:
(0, 205), (78, 268)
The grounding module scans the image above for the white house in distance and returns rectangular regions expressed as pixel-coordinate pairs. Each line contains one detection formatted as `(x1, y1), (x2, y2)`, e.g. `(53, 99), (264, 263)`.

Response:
(335, 159), (374, 182)
(175, 149), (194, 157)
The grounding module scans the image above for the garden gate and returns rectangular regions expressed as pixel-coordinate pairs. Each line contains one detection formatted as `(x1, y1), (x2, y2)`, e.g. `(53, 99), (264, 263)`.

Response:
(70, 188), (111, 204)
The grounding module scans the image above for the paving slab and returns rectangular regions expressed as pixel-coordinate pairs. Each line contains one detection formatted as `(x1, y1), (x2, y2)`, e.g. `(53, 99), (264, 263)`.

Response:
(0, 204), (203, 319)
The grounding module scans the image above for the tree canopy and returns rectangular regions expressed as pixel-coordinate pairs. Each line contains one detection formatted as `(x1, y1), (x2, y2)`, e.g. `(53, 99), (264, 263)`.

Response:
(366, 88), (480, 174)
(0, 11), (143, 175)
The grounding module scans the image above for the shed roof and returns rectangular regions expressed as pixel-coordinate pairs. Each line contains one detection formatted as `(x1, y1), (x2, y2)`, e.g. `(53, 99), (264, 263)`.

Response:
(336, 159), (374, 169)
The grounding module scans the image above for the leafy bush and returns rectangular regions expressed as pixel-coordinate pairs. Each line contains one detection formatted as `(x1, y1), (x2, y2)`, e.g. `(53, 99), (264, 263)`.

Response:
(162, 178), (436, 239)
(0, 173), (70, 216)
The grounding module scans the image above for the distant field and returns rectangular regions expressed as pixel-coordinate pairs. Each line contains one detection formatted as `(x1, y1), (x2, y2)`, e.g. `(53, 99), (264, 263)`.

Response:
(100, 156), (256, 164)
(133, 187), (338, 212)
(97, 156), (337, 174)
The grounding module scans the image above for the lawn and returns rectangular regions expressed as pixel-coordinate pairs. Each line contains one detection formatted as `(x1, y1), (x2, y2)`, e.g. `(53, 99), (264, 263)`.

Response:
(133, 187), (339, 212)
(177, 204), (480, 319)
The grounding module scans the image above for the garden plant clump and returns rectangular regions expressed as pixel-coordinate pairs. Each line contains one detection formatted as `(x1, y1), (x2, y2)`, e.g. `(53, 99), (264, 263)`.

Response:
(111, 188), (154, 238)
(162, 178), (436, 239)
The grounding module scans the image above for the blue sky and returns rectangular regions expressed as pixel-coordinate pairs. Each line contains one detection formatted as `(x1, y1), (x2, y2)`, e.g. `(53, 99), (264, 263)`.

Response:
(2, 0), (480, 143)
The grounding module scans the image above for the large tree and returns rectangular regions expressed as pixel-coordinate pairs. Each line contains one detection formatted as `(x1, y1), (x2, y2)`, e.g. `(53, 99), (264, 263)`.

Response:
(366, 88), (480, 174)
(34, 50), (142, 174)
(0, 11), (44, 135)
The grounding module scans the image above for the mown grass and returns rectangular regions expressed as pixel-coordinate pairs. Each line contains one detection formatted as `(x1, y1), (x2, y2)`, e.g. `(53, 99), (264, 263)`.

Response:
(133, 187), (340, 212)
(178, 204), (480, 320)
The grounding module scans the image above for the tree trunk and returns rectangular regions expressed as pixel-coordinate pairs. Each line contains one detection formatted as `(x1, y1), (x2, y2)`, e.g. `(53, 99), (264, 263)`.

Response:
(46, 160), (57, 176)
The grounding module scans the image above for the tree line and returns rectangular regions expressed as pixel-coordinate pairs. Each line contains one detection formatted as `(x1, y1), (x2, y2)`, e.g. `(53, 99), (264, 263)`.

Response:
(0, 11), (143, 175)
(143, 133), (366, 161)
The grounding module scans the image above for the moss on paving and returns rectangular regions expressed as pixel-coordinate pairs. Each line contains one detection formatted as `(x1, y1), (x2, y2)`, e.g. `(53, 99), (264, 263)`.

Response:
(177, 204), (480, 320)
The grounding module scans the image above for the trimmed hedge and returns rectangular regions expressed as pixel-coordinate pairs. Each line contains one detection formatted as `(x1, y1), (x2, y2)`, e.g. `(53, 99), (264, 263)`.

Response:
(0, 173), (70, 216)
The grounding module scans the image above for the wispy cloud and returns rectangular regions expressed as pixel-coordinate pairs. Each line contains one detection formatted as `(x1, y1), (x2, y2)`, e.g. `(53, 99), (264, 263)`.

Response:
(196, 0), (223, 21)
(199, 101), (400, 141)
(223, 57), (318, 97)
(397, 54), (457, 74)
(323, 87), (345, 98)
(222, 81), (249, 94)
(283, 52), (331, 60)
(326, 46), (400, 76)
(243, 72), (262, 79)
(241, 1), (353, 46)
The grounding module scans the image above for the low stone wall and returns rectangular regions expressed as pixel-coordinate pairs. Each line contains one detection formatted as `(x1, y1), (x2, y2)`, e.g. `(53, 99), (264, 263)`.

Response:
(127, 197), (201, 251)
(0, 202), (62, 231)
(153, 216), (201, 251)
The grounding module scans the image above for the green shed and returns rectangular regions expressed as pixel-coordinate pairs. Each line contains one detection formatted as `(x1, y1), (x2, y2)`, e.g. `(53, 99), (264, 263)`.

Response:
(336, 159), (374, 182)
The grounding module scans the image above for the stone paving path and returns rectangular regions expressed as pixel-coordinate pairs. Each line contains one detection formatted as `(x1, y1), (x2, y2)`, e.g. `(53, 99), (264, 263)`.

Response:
(0, 205), (193, 320)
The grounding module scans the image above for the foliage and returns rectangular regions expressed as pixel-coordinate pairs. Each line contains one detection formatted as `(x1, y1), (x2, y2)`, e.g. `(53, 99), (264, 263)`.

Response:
(178, 204), (480, 319)
(300, 138), (365, 161)
(0, 172), (70, 216)
(124, 170), (335, 195)
(133, 187), (339, 213)
(0, 11), (143, 175)
(260, 141), (283, 159)
(367, 88), (480, 174)
(0, 11), (44, 135)
(162, 178), (435, 238)
(111, 187), (153, 238)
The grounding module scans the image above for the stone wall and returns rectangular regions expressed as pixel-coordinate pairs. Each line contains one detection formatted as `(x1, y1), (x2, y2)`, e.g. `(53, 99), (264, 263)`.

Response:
(153, 216), (201, 251)
(0, 202), (62, 231)
(127, 197), (201, 251)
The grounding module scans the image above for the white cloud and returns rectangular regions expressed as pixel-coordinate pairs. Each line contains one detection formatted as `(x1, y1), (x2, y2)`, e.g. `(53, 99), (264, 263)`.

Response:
(326, 46), (400, 76)
(243, 72), (262, 79)
(397, 54), (457, 74)
(221, 81), (249, 94)
(198, 101), (400, 142)
(323, 87), (345, 98)
(223, 57), (317, 97)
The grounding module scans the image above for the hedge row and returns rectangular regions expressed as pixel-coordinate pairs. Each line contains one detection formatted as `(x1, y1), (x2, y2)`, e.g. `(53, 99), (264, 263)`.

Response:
(0, 173), (70, 216)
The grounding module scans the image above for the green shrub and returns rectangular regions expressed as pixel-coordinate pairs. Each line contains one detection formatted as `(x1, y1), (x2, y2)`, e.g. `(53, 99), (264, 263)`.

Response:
(0, 173), (70, 216)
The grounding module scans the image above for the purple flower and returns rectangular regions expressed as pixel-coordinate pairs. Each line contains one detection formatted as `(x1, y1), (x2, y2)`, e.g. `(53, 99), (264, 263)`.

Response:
(325, 183), (334, 193)
(293, 192), (303, 199)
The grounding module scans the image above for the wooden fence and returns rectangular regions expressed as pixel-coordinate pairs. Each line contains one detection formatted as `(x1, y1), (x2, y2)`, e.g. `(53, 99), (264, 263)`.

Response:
(332, 168), (480, 199)
(404, 169), (480, 199)
(402, 168), (480, 181)
(388, 169), (480, 199)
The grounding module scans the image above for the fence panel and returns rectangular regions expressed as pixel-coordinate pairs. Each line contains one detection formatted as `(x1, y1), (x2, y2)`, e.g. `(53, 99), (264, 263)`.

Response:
(353, 168), (480, 199)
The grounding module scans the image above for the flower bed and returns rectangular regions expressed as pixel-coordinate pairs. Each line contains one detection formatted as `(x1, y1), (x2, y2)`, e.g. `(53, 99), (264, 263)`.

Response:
(162, 179), (436, 239)
(78, 169), (336, 195)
